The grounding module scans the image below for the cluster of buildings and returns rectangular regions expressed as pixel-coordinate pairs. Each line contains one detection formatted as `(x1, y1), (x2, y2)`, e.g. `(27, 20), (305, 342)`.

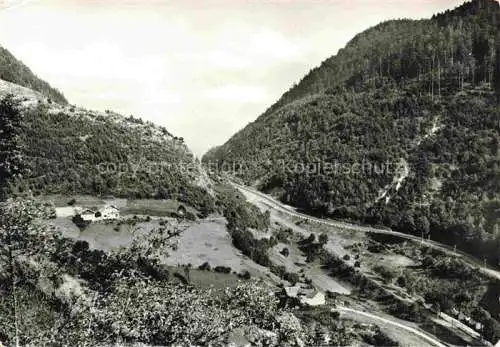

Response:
(55, 205), (120, 221)
(55, 202), (189, 222)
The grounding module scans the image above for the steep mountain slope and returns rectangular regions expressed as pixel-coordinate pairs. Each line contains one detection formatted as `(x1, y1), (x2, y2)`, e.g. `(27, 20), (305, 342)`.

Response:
(204, 0), (500, 264)
(0, 45), (67, 104)
(0, 48), (364, 347)
(0, 78), (214, 215)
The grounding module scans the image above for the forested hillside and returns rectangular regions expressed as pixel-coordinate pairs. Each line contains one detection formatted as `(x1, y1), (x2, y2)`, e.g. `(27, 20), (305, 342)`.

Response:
(0, 79), (215, 214)
(22, 101), (215, 214)
(0, 44), (214, 213)
(0, 45), (67, 104)
(0, 48), (353, 347)
(203, 0), (500, 264)
(0, 45), (315, 346)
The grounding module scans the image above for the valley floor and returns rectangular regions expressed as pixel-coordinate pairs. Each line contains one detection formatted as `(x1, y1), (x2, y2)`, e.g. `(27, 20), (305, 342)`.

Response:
(235, 182), (500, 281)
(39, 189), (491, 347)
(235, 183), (491, 347)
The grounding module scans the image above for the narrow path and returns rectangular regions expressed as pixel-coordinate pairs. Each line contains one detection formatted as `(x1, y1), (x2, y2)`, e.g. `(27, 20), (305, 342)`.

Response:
(334, 306), (448, 347)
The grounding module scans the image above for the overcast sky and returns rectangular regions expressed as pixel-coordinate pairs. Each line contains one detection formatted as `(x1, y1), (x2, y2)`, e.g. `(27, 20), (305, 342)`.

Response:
(0, 0), (462, 156)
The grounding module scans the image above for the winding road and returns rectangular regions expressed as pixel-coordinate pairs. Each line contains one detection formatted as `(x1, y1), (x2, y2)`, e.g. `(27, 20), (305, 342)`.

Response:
(233, 182), (500, 281)
(233, 182), (477, 346)
(334, 306), (448, 347)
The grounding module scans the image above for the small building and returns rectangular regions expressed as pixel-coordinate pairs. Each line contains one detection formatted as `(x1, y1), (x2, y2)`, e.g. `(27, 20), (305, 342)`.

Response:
(100, 205), (120, 220)
(283, 285), (325, 306)
(300, 290), (326, 306)
(474, 321), (483, 331)
(80, 205), (119, 222)
(284, 286), (301, 298)
(81, 209), (97, 221)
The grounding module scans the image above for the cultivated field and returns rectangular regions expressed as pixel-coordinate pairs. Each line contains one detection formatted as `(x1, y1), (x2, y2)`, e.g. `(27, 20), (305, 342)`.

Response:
(163, 219), (274, 277)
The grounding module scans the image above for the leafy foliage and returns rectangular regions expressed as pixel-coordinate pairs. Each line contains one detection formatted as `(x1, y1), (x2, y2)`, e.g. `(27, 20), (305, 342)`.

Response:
(0, 199), (65, 345)
(216, 184), (270, 231)
(0, 95), (23, 200)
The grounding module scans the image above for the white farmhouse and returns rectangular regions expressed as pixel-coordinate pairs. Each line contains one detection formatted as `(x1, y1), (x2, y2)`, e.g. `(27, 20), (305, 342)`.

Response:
(80, 205), (120, 222)
(99, 205), (120, 220)
(81, 209), (98, 222)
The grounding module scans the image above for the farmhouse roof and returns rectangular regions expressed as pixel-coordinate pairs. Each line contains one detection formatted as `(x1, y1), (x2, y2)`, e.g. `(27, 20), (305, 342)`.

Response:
(284, 286), (301, 298)
(102, 205), (119, 210)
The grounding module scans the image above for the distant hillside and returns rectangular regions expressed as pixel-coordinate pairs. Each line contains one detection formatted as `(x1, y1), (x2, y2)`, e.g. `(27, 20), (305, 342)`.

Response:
(204, 0), (500, 264)
(0, 45), (67, 104)
(0, 79), (214, 215)
(0, 44), (214, 213)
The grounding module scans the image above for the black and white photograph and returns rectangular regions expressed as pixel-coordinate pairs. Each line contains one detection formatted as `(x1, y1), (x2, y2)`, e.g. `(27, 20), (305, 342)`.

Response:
(0, 0), (499, 346)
